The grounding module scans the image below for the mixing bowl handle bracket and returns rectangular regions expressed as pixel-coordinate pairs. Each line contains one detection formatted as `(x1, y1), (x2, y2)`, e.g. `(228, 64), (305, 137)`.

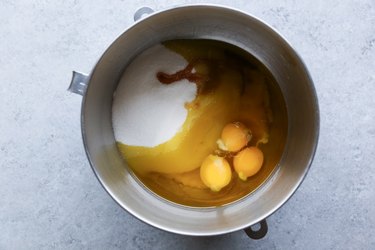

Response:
(244, 219), (268, 240)
(68, 71), (89, 96)
(134, 7), (154, 22)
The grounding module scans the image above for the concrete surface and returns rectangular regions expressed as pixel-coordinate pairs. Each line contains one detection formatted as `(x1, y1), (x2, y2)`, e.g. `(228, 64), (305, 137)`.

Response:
(1, 0), (374, 249)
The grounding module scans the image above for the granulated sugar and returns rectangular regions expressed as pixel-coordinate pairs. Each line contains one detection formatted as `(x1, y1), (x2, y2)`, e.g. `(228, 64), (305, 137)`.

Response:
(112, 44), (196, 147)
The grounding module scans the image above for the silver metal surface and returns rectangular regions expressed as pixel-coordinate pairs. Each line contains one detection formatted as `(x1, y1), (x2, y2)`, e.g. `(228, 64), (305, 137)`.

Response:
(68, 71), (89, 96)
(133, 7), (154, 21)
(72, 5), (319, 236)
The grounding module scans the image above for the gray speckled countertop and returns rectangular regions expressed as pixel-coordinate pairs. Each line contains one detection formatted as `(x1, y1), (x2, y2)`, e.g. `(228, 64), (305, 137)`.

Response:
(1, 0), (374, 249)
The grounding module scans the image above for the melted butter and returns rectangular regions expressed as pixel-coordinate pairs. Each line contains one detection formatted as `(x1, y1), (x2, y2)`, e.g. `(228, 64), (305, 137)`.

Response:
(115, 40), (287, 207)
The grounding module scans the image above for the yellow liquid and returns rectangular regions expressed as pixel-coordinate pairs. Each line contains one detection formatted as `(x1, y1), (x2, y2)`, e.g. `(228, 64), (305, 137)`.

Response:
(116, 40), (288, 207)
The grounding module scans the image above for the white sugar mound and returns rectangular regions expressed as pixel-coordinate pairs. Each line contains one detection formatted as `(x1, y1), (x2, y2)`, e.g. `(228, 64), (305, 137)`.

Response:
(112, 44), (196, 147)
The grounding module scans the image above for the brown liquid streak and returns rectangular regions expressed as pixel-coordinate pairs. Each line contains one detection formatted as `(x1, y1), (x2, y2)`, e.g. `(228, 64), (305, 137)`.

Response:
(156, 61), (206, 84)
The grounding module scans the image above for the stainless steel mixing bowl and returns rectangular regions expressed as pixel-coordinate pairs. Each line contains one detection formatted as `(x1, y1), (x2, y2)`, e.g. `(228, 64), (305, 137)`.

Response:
(68, 5), (319, 239)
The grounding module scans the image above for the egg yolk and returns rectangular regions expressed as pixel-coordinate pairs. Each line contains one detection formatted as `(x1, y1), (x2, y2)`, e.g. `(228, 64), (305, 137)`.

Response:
(200, 155), (232, 192)
(233, 147), (264, 181)
(217, 122), (252, 152)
